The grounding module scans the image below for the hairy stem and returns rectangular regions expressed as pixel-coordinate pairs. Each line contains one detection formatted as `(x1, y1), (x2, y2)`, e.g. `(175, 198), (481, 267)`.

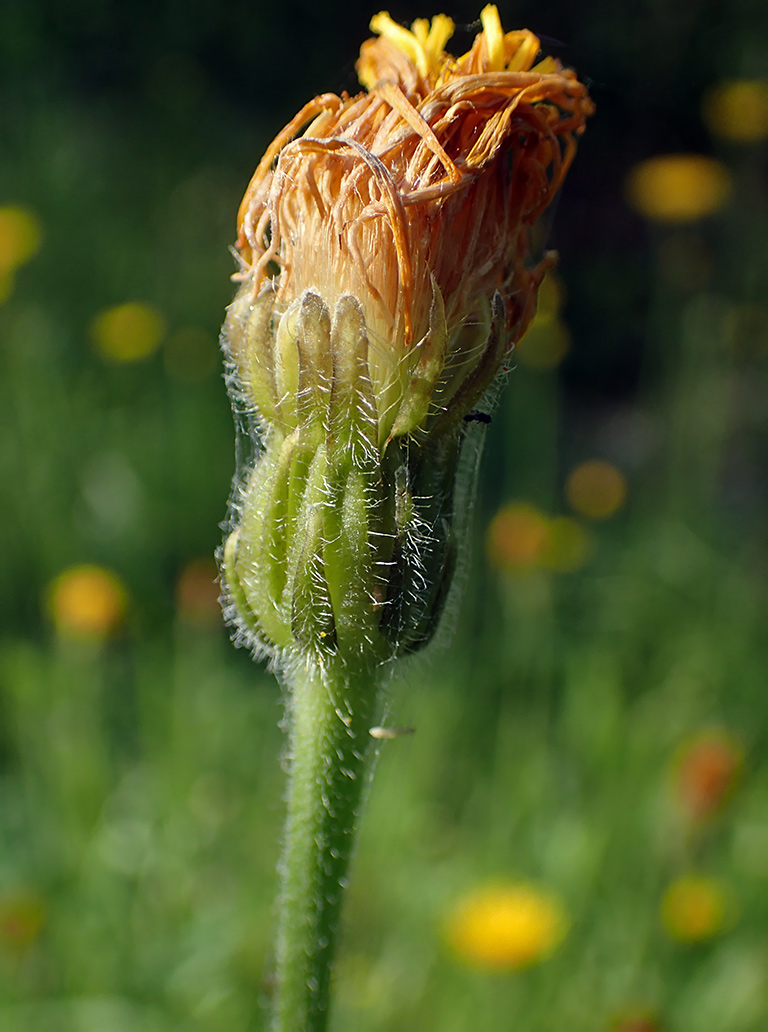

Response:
(271, 653), (383, 1032)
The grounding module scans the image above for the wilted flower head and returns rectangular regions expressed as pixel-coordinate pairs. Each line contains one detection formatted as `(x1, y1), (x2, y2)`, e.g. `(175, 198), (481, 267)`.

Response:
(230, 5), (593, 443)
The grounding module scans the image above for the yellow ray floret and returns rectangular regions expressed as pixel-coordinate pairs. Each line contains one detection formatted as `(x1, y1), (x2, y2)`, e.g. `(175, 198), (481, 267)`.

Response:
(367, 11), (446, 81)
(361, 6), (549, 89)
(479, 4), (505, 70)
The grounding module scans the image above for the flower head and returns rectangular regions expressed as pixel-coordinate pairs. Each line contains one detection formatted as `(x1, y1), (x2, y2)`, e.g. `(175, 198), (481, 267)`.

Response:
(230, 6), (592, 442)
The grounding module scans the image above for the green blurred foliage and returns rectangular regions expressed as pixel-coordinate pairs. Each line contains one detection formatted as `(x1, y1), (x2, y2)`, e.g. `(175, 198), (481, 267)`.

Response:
(2, 0), (768, 1029)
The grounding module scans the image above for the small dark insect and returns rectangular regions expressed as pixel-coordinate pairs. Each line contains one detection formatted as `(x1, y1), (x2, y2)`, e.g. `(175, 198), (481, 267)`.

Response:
(463, 410), (492, 424)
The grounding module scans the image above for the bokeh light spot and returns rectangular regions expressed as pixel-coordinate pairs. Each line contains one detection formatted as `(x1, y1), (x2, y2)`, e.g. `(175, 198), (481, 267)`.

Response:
(702, 80), (768, 142)
(488, 505), (592, 574)
(565, 459), (628, 520)
(660, 875), (731, 943)
(0, 205), (42, 274)
(46, 564), (128, 641)
(487, 502), (549, 571)
(91, 302), (167, 363)
(625, 155), (731, 222)
(673, 729), (743, 820)
(540, 516), (591, 572)
(446, 882), (569, 970)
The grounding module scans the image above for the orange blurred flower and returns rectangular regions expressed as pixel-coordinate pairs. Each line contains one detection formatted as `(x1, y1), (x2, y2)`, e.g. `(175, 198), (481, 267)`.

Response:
(672, 729), (743, 820)
(488, 503), (591, 573)
(565, 459), (628, 520)
(625, 155), (731, 222)
(46, 564), (128, 641)
(487, 502), (549, 570)
(446, 881), (569, 969)
(660, 874), (732, 943)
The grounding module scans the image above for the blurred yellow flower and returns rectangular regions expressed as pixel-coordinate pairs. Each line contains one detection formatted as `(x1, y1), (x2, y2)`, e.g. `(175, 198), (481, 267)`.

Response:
(660, 875), (731, 943)
(625, 155), (731, 222)
(0, 205), (42, 273)
(0, 205), (42, 304)
(446, 882), (569, 969)
(565, 459), (628, 520)
(702, 80), (768, 142)
(487, 502), (550, 571)
(0, 889), (46, 952)
(46, 564), (128, 641)
(91, 302), (166, 363)
(672, 728), (743, 820)
(176, 557), (222, 628)
(540, 515), (591, 572)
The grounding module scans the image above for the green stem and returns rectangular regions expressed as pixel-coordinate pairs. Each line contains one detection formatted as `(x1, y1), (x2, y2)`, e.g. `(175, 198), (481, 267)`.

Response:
(271, 653), (383, 1032)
